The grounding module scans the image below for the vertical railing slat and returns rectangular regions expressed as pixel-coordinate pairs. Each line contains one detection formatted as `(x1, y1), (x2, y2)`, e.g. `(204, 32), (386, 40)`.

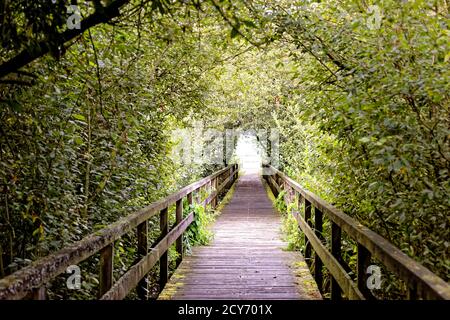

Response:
(175, 199), (183, 267)
(31, 286), (46, 300)
(99, 243), (113, 298)
(331, 222), (342, 300)
(187, 192), (193, 207)
(357, 243), (375, 299)
(314, 208), (323, 293)
(159, 207), (169, 290)
(136, 221), (148, 299)
(212, 177), (218, 208)
(304, 199), (312, 262)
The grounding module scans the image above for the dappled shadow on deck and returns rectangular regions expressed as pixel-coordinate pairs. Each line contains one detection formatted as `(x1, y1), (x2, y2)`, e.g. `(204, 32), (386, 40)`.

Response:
(159, 173), (321, 300)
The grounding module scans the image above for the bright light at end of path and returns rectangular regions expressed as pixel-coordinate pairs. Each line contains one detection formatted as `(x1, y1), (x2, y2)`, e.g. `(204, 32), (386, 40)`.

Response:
(235, 134), (262, 175)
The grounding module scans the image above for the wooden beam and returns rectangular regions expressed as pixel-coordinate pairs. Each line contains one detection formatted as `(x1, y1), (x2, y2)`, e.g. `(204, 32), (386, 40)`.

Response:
(98, 244), (114, 298)
(314, 208), (323, 293)
(159, 207), (169, 290)
(136, 221), (148, 299)
(357, 243), (375, 299)
(31, 286), (46, 300)
(331, 222), (342, 300)
(175, 199), (183, 267)
(304, 199), (312, 262)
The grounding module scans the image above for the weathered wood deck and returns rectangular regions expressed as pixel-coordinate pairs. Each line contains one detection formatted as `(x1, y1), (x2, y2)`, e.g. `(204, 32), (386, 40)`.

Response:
(159, 173), (321, 300)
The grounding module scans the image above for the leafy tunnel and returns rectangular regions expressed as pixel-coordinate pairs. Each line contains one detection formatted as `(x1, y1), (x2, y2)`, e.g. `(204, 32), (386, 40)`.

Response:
(0, 0), (449, 300)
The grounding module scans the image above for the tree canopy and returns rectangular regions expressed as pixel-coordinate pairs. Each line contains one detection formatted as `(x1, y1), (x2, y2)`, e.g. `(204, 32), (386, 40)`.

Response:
(0, 0), (449, 299)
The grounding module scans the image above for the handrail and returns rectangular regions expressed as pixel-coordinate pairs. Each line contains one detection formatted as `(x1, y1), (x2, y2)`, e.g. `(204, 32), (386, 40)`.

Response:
(0, 164), (239, 300)
(263, 165), (450, 300)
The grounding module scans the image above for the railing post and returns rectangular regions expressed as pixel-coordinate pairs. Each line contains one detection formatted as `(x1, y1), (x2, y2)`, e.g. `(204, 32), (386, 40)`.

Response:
(98, 243), (113, 298)
(187, 192), (193, 207)
(175, 199), (183, 267)
(212, 178), (218, 208)
(304, 199), (312, 262)
(357, 243), (375, 299)
(159, 207), (169, 290)
(136, 221), (148, 299)
(331, 222), (342, 300)
(31, 286), (46, 300)
(314, 208), (323, 293)
(196, 185), (201, 204)
(407, 285), (418, 300)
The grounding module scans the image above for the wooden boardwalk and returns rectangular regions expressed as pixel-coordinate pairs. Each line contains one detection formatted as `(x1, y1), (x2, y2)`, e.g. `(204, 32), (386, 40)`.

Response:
(159, 173), (321, 300)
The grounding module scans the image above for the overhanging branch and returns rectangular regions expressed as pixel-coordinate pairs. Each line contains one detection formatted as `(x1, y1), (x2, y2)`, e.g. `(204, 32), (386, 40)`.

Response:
(0, 0), (130, 79)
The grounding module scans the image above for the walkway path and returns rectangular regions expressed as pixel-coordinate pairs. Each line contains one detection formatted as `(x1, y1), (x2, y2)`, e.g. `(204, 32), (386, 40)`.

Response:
(159, 173), (321, 300)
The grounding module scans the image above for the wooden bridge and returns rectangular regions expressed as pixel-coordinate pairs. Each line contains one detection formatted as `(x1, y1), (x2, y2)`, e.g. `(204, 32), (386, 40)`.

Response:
(0, 164), (449, 300)
(159, 173), (321, 300)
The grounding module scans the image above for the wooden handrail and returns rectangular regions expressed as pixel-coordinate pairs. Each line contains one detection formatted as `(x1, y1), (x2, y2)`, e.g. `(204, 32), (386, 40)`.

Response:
(0, 164), (239, 300)
(263, 165), (450, 300)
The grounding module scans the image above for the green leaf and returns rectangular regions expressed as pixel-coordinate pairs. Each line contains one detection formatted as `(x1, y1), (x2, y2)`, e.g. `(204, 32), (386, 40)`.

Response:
(73, 114), (86, 121)
(74, 136), (83, 145)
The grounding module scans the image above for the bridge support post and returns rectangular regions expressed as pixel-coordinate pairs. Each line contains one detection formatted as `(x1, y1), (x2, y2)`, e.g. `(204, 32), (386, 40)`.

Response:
(175, 199), (183, 267)
(98, 244), (113, 298)
(357, 243), (375, 299)
(331, 222), (342, 300)
(187, 192), (193, 207)
(137, 221), (148, 299)
(304, 199), (312, 263)
(314, 209), (324, 293)
(159, 207), (169, 290)
(31, 286), (47, 300)
(215, 176), (219, 206)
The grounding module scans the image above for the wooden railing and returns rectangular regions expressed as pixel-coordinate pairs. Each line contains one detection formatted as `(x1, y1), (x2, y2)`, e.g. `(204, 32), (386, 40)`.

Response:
(0, 164), (239, 300)
(263, 165), (450, 300)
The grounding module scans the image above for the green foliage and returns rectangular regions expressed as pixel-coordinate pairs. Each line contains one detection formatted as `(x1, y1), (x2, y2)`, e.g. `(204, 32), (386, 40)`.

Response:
(282, 208), (304, 252)
(185, 204), (215, 246)
(274, 191), (287, 213)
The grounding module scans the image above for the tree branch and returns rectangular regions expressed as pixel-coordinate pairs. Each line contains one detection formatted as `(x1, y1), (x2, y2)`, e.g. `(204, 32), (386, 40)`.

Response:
(0, 0), (130, 79)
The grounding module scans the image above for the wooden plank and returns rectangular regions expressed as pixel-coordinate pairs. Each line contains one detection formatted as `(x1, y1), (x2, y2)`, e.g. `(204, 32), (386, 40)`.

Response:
(314, 208), (323, 293)
(136, 221), (148, 299)
(159, 207), (169, 290)
(175, 199), (183, 267)
(31, 286), (46, 300)
(357, 243), (375, 299)
(331, 222), (342, 300)
(267, 165), (450, 300)
(304, 199), (312, 262)
(98, 244), (113, 298)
